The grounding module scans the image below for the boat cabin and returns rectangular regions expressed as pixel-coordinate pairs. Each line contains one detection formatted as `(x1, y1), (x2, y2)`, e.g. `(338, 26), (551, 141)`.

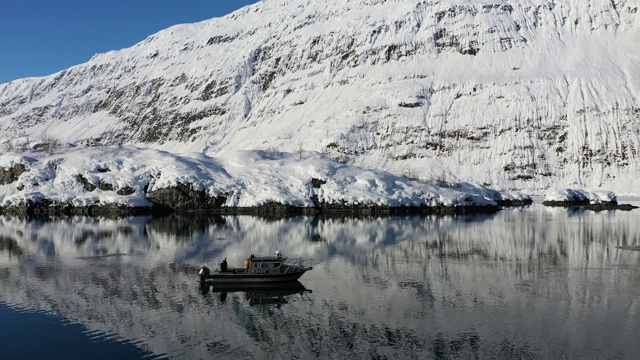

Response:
(249, 255), (286, 275)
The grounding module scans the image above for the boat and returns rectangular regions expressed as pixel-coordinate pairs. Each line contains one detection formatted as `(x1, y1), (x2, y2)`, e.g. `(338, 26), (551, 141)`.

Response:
(198, 251), (312, 284)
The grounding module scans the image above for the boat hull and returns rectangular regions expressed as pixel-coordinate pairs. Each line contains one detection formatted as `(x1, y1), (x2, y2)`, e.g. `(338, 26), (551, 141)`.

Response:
(201, 268), (311, 284)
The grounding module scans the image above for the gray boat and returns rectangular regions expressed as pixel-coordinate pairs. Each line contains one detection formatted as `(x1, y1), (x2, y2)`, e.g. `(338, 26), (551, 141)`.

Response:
(198, 251), (312, 284)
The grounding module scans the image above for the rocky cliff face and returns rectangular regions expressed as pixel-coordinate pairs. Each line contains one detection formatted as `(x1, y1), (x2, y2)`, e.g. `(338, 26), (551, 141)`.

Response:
(0, 0), (639, 193)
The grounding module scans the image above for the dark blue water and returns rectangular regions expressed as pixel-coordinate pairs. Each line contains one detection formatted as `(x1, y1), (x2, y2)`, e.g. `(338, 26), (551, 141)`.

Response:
(1, 203), (640, 359)
(0, 303), (155, 359)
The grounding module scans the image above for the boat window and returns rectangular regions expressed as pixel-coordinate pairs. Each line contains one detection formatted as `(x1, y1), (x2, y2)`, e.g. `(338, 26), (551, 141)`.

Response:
(253, 262), (281, 268)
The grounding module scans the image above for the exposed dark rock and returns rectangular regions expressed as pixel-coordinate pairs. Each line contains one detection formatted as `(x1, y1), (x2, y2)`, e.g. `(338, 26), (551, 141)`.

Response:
(260, 71), (277, 92)
(542, 200), (638, 211)
(76, 174), (96, 191)
(0, 199), (155, 217)
(459, 47), (479, 56)
(398, 102), (422, 108)
(308, 196), (499, 215)
(117, 186), (136, 195)
(199, 80), (218, 101)
(146, 183), (227, 211)
(495, 199), (533, 207)
(0, 163), (26, 185)
(542, 199), (589, 207)
(206, 34), (237, 45)
(99, 181), (114, 191)
(311, 178), (326, 188)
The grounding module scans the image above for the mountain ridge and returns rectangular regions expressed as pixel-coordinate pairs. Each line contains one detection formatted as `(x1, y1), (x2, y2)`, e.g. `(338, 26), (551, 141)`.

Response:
(1, 0), (639, 194)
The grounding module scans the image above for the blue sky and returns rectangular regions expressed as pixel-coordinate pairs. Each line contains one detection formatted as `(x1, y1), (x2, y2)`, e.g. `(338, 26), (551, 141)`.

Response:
(0, 0), (259, 84)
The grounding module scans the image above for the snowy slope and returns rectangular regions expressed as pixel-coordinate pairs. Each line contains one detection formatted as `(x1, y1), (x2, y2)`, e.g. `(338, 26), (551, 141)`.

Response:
(0, 0), (639, 194)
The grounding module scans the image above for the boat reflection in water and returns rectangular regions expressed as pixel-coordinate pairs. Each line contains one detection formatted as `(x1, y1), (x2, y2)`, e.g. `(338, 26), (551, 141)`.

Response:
(199, 281), (312, 307)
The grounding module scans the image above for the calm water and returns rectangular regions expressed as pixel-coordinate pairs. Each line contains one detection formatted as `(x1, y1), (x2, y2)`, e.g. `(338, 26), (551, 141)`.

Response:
(2, 203), (640, 359)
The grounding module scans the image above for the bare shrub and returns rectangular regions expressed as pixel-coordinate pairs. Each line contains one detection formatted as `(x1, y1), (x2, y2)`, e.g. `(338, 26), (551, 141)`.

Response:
(403, 167), (419, 181)
(38, 134), (61, 152)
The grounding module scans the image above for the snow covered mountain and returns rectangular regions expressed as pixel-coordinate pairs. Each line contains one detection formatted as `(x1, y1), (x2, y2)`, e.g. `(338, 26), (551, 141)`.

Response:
(0, 0), (639, 194)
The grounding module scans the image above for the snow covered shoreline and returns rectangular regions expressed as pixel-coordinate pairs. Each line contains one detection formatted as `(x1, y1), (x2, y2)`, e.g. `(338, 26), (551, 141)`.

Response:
(0, 146), (533, 216)
(542, 188), (638, 211)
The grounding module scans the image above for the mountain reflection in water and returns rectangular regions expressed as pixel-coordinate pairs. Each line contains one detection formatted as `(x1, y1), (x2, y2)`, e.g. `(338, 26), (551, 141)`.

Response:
(0, 204), (640, 358)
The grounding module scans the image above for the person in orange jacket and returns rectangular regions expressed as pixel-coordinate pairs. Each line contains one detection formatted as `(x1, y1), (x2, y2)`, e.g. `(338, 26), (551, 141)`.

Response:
(244, 258), (251, 270)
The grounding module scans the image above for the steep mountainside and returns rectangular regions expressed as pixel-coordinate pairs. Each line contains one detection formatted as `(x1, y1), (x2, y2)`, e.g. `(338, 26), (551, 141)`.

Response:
(0, 0), (639, 194)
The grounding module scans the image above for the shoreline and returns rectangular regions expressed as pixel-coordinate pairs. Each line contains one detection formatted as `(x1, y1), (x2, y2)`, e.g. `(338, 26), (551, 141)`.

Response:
(0, 200), (506, 218)
(1, 197), (637, 219)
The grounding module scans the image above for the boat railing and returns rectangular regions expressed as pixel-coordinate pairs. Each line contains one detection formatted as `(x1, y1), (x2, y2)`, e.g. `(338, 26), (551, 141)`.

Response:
(282, 258), (312, 273)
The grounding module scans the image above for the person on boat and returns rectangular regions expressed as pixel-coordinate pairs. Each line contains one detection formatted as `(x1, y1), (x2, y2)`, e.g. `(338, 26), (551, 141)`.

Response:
(244, 258), (251, 269)
(221, 258), (228, 272)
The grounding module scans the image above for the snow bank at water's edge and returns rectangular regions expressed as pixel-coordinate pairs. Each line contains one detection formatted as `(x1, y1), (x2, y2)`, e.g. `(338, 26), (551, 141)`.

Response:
(0, 146), (534, 214)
